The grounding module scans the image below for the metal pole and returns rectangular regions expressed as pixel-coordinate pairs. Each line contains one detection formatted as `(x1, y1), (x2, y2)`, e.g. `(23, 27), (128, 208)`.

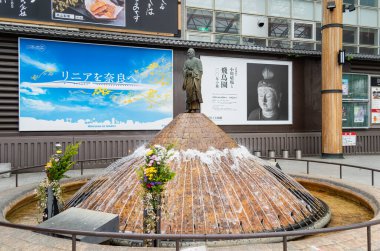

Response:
(371, 170), (374, 186)
(16, 171), (18, 187)
(283, 236), (287, 251)
(72, 234), (76, 251)
(339, 165), (342, 179)
(307, 161), (310, 174)
(175, 239), (180, 251)
(80, 162), (84, 176)
(367, 226), (371, 251)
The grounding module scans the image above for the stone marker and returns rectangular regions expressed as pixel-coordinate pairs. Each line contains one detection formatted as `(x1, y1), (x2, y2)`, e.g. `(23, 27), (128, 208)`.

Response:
(38, 207), (119, 244)
(0, 163), (11, 178)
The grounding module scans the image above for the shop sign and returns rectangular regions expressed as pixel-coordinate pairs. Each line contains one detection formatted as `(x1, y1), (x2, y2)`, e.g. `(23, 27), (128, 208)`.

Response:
(342, 132), (356, 146)
(0, 0), (178, 34)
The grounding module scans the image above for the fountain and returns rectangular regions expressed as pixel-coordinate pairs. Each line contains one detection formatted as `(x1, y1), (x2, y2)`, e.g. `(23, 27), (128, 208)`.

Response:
(65, 113), (330, 235)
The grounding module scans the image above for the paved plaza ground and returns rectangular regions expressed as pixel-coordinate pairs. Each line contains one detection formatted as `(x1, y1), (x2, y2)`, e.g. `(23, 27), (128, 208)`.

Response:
(1, 154), (380, 250)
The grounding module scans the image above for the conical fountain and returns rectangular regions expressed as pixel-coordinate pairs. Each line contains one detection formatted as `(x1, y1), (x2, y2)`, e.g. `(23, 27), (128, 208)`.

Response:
(66, 113), (330, 235)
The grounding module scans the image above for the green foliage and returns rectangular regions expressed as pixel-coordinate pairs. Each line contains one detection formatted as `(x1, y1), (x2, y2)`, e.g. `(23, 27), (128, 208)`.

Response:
(45, 142), (81, 182)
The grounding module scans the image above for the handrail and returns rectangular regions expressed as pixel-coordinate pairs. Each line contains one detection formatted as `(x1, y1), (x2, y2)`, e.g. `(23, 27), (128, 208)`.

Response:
(1, 156), (380, 250)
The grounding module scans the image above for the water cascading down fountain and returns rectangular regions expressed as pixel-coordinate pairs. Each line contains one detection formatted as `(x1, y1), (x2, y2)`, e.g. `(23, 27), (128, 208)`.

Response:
(66, 113), (330, 236)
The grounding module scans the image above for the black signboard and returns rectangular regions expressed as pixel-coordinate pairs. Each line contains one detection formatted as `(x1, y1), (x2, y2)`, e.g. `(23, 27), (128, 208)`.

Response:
(371, 76), (380, 87)
(0, 0), (178, 34)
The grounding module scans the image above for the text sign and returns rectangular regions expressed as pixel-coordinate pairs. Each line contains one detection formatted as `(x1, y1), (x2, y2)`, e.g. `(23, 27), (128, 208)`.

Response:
(342, 132), (357, 146)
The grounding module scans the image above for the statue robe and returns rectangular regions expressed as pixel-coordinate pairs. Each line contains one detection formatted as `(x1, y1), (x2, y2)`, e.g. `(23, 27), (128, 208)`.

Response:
(183, 57), (203, 111)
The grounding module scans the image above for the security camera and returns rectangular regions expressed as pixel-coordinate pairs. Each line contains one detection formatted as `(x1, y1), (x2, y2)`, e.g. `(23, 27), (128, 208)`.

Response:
(257, 21), (265, 28)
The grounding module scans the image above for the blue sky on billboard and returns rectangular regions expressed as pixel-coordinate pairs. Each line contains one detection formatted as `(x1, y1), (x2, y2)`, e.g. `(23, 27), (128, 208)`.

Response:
(19, 38), (173, 131)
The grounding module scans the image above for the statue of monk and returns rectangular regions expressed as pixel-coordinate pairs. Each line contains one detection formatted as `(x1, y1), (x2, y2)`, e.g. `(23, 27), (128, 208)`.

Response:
(183, 48), (203, 113)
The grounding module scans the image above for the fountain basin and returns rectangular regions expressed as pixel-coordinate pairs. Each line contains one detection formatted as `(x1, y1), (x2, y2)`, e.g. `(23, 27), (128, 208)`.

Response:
(3, 174), (374, 246)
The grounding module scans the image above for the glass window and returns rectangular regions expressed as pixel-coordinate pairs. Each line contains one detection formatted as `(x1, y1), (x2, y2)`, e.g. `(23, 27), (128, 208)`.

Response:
(360, 28), (378, 45)
(359, 47), (378, 54)
(314, 2), (322, 21)
(293, 41), (314, 50)
(268, 0), (291, 17)
(187, 9), (213, 32)
(343, 26), (357, 44)
(242, 15), (268, 37)
(294, 22), (313, 39)
(186, 0), (213, 9)
(316, 22), (322, 41)
(268, 39), (291, 48)
(342, 102), (369, 128)
(360, 0), (377, 7)
(215, 12), (240, 34)
(343, 45), (358, 53)
(187, 32), (212, 42)
(215, 35), (240, 44)
(242, 0), (266, 15)
(215, 0), (241, 12)
(360, 8), (378, 27)
(268, 18), (290, 38)
(316, 43), (322, 51)
(292, 0), (314, 20)
(343, 8), (358, 25)
(242, 37), (267, 47)
(344, 0), (357, 4)
(343, 74), (369, 99)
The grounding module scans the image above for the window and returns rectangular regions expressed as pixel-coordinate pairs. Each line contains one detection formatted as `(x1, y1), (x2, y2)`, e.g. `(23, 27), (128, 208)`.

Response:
(268, 18), (290, 38)
(293, 41), (314, 50)
(360, 0), (377, 7)
(268, 39), (291, 48)
(186, 0), (213, 9)
(242, 0), (266, 15)
(215, 35), (240, 44)
(343, 45), (358, 53)
(187, 9), (213, 32)
(215, 0), (241, 12)
(215, 12), (240, 34)
(343, 26), (357, 44)
(268, 0), (291, 17)
(359, 8), (377, 27)
(187, 32), (212, 42)
(242, 15), (268, 37)
(315, 22), (322, 41)
(360, 28), (378, 45)
(293, 22), (314, 39)
(342, 74), (369, 128)
(292, 0), (314, 20)
(242, 37), (266, 47)
(359, 47), (378, 54)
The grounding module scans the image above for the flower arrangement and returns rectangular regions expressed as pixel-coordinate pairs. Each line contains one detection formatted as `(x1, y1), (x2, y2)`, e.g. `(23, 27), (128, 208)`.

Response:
(137, 145), (175, 237)
(36, 142), (81, 222)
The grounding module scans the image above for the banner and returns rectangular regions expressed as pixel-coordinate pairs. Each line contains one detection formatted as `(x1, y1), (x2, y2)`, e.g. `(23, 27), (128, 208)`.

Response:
(200, 56), (292, 125)
(19, 38), (173, 131)
(371, 76), (380, 124)
(0, 0), (178, 34)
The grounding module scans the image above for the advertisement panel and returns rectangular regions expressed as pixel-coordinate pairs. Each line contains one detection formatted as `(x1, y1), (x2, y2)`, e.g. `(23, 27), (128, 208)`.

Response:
(200, 56), (292, 125)
(0, 0), (178, 34)
(19, 38), (173, 131)
(371, 76), (380, 124)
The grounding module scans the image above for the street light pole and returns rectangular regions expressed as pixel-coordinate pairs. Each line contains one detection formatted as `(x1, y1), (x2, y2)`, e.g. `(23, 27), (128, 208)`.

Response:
(321, 0), (344, 158)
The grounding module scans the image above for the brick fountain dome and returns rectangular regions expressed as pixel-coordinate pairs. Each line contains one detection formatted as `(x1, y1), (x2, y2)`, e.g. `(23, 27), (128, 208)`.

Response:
(66, 113), (330, 234)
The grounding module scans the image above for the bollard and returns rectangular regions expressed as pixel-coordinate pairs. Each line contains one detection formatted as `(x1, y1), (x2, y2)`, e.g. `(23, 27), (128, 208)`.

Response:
(268, 150), (275, 158)
(253, 151), (261, 157)
(282, 150), (289, 159)
(295, 149), (302, 159)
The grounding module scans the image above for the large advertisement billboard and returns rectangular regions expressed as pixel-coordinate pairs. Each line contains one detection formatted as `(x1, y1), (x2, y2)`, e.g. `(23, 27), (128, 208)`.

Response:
(200, 56), (292, 125)
(19, 38), (173, 131)
(0, 0), (178, 34)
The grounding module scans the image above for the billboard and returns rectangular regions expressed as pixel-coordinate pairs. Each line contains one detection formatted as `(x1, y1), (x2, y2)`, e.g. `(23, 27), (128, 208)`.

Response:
(200, 56), (292, 125)
(19, 38), (173, 131)
(0, 0), (178, 34)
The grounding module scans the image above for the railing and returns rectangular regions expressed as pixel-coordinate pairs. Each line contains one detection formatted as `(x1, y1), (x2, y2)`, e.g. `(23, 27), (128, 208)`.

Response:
(0, 156), (380, 250)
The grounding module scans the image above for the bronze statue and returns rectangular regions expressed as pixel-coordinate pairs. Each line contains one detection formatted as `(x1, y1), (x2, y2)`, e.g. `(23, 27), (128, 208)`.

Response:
(183, 48), (203, 113)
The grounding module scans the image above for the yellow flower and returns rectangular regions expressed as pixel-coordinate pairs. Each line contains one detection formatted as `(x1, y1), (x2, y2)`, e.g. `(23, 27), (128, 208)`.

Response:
(146, 149), (154, 156)
(56, 150), (62, 154)
(45, 161), (52, 170)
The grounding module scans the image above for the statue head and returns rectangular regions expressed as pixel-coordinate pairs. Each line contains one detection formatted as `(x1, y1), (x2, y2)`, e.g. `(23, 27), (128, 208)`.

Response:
(187, 48), (195, 59)
(257, 67), (282, 116)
